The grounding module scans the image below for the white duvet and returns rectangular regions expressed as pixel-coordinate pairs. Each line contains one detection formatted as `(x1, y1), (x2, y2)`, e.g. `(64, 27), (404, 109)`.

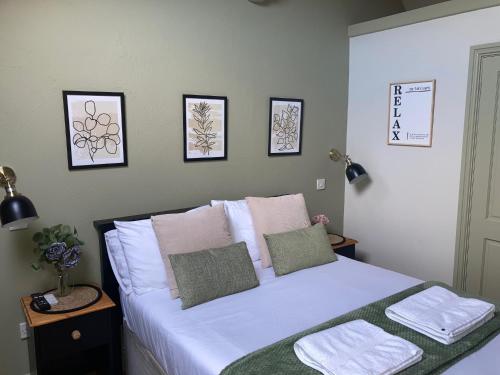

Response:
(121, 256), (500, 375)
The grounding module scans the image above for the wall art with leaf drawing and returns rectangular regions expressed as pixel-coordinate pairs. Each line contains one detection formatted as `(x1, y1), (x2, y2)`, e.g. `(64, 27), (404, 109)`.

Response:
(63, 91), (127, 170)
(268, 97), (304, 156)
(183, 94), (227, 161)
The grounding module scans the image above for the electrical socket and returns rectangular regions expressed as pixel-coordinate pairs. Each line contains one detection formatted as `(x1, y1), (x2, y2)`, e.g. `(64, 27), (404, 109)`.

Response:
(316, 178), (326, 190)
(19, 322), (29, 340)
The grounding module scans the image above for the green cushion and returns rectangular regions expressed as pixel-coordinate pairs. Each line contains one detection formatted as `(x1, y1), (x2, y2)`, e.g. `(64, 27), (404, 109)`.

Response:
(169, 242), (259, 309)
(264, 224), (337, 276)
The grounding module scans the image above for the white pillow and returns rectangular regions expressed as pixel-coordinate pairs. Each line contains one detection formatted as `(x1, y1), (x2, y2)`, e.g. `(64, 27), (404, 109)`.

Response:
(211, 199), (260, 261)
(104, 230), (133, 295)
(115, 219), (168, 295)
(114, 205), (210, 295)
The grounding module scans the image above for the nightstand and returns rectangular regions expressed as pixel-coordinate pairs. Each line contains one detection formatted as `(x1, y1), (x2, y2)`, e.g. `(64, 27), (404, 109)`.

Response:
(329, 235), (358, 260)
(21, 289), (121, 375)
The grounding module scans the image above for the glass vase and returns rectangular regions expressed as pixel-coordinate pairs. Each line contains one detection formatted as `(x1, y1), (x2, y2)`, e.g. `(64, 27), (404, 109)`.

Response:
(56, 269), (70, 297)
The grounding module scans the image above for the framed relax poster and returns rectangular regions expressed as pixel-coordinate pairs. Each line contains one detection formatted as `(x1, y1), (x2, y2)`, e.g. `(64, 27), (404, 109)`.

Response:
(388, 80), (436, 147)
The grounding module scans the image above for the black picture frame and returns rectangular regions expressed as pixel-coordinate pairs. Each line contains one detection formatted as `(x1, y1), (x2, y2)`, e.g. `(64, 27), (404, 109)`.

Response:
(268, 97), (304, 156)
(63, 91), (127, 170)
(183, 94), (228, 162)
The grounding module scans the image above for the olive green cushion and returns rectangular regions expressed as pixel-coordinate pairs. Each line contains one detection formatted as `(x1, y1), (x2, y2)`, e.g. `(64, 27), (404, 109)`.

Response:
(169, 242), (259, 309)
(264, 224), (337, 276)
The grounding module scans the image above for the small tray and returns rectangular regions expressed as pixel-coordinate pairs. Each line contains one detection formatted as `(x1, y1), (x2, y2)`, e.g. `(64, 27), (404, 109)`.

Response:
(30, 284), (102, 314)
(329, 234), (346, 246)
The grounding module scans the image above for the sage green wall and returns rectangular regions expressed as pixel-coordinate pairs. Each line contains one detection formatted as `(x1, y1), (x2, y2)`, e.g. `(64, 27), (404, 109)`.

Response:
(0, 0), (403, 373)
(402, 0), (450, 10)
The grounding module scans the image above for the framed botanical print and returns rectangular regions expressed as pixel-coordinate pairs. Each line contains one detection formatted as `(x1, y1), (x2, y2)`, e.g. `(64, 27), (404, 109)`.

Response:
(268, 97), (304, 156)
(63, 91), (127, 170)
(183, 94), (227, 161)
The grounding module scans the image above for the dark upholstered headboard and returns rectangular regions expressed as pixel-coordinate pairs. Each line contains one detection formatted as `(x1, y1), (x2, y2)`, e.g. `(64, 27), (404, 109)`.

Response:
(93, 206), (195, 314)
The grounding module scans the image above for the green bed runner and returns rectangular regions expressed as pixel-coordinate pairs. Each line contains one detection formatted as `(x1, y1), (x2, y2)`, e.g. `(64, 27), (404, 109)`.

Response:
(221, 281), (500, 375)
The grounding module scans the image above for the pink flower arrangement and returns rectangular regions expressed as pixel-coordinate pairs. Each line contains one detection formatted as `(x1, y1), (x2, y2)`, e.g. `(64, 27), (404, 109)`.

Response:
(312, 214), (330, 226)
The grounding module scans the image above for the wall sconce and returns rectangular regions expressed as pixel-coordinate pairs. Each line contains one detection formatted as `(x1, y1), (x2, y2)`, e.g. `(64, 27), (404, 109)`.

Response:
(0, 166), (38, 230)
(329, 149), (368, 184)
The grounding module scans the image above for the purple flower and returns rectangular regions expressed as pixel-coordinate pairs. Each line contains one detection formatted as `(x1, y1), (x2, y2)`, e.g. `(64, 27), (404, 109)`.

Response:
(60, 245), (81, 269)
(45, 242), (67, 262)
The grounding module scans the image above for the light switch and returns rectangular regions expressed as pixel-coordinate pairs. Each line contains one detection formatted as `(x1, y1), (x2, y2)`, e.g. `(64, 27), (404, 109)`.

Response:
(316, 178), (326, 190)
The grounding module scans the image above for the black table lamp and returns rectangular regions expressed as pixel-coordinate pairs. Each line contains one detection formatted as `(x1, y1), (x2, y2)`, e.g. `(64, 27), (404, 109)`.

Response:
(329, 149), (368, 184)
(0, 166), (38, 230)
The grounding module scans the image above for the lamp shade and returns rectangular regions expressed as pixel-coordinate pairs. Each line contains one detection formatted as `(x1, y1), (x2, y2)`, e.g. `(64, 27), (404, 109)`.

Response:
(346, 163), (368, 184)
(0, 195), (38, 230)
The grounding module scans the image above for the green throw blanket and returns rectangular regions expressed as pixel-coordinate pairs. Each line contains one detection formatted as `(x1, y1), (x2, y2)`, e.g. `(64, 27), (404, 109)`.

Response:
(221, 282), (500, 375)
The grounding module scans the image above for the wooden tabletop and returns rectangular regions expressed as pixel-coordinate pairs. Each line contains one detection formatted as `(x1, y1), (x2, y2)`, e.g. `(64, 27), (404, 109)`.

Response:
(329, 234), (358, 250)
(21, 288), (115, 328)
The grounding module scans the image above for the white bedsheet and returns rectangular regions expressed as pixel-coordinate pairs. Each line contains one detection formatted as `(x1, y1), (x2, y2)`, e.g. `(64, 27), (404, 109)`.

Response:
(121, 256), (500, 375)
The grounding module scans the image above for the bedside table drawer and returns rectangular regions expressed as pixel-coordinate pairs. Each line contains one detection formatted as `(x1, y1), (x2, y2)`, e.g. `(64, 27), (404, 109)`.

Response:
(335, 245), (355, 259)
(36, 309), (111, 362)
(330, 236), (357, 260)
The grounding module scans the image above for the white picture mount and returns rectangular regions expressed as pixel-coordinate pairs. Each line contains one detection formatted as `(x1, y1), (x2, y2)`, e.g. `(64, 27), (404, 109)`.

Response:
(388, 80), (436, 147)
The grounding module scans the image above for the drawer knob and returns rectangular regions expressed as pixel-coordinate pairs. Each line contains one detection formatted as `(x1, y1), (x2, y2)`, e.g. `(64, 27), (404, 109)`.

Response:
(71, 330), (81, 341)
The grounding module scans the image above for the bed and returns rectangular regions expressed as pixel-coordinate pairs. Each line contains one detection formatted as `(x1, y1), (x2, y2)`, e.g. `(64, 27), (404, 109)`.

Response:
(94, 206), (500, 375)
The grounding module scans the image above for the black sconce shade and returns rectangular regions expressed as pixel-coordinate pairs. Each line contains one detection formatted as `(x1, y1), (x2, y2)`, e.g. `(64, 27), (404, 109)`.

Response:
(330, 148), (368, 185)
(0, 166), (39, 230)
(346, 163), (368, 184)
(0, 195), (38, 230)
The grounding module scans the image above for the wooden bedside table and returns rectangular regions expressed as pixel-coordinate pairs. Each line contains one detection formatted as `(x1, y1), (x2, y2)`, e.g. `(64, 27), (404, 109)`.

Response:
(21, 289), (121, 375)
(329, 235), (358, 260)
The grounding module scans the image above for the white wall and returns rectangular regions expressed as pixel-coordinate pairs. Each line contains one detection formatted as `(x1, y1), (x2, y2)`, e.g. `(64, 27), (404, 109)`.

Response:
(345, 6), (500, 283)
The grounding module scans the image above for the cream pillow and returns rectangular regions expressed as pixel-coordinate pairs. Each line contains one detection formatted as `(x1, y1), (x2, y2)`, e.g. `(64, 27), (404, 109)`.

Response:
(151, 204), (233, 298)
(246, 194), (311, 268)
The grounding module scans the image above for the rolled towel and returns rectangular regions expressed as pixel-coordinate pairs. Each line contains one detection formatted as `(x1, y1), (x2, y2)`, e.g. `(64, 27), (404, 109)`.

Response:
(294, 319), (423, 375)
(385, 286), (495, 345)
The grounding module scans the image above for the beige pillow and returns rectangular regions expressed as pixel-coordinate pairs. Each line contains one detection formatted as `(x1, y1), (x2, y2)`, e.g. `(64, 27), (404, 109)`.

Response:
(151, 204), (233, 298)
(246, 194), (311, 268)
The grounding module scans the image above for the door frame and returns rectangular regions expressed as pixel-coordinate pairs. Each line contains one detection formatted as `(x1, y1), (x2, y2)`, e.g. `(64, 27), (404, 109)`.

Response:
(454, 42), (500, 289)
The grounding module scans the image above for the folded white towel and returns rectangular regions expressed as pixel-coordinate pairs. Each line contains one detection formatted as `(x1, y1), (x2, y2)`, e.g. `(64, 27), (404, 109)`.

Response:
(385, 286), (495, 345)
(294, 319), (423, 375)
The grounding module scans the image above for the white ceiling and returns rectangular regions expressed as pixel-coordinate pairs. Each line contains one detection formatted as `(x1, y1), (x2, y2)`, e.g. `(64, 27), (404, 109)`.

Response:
(402, 0), (450, 10)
